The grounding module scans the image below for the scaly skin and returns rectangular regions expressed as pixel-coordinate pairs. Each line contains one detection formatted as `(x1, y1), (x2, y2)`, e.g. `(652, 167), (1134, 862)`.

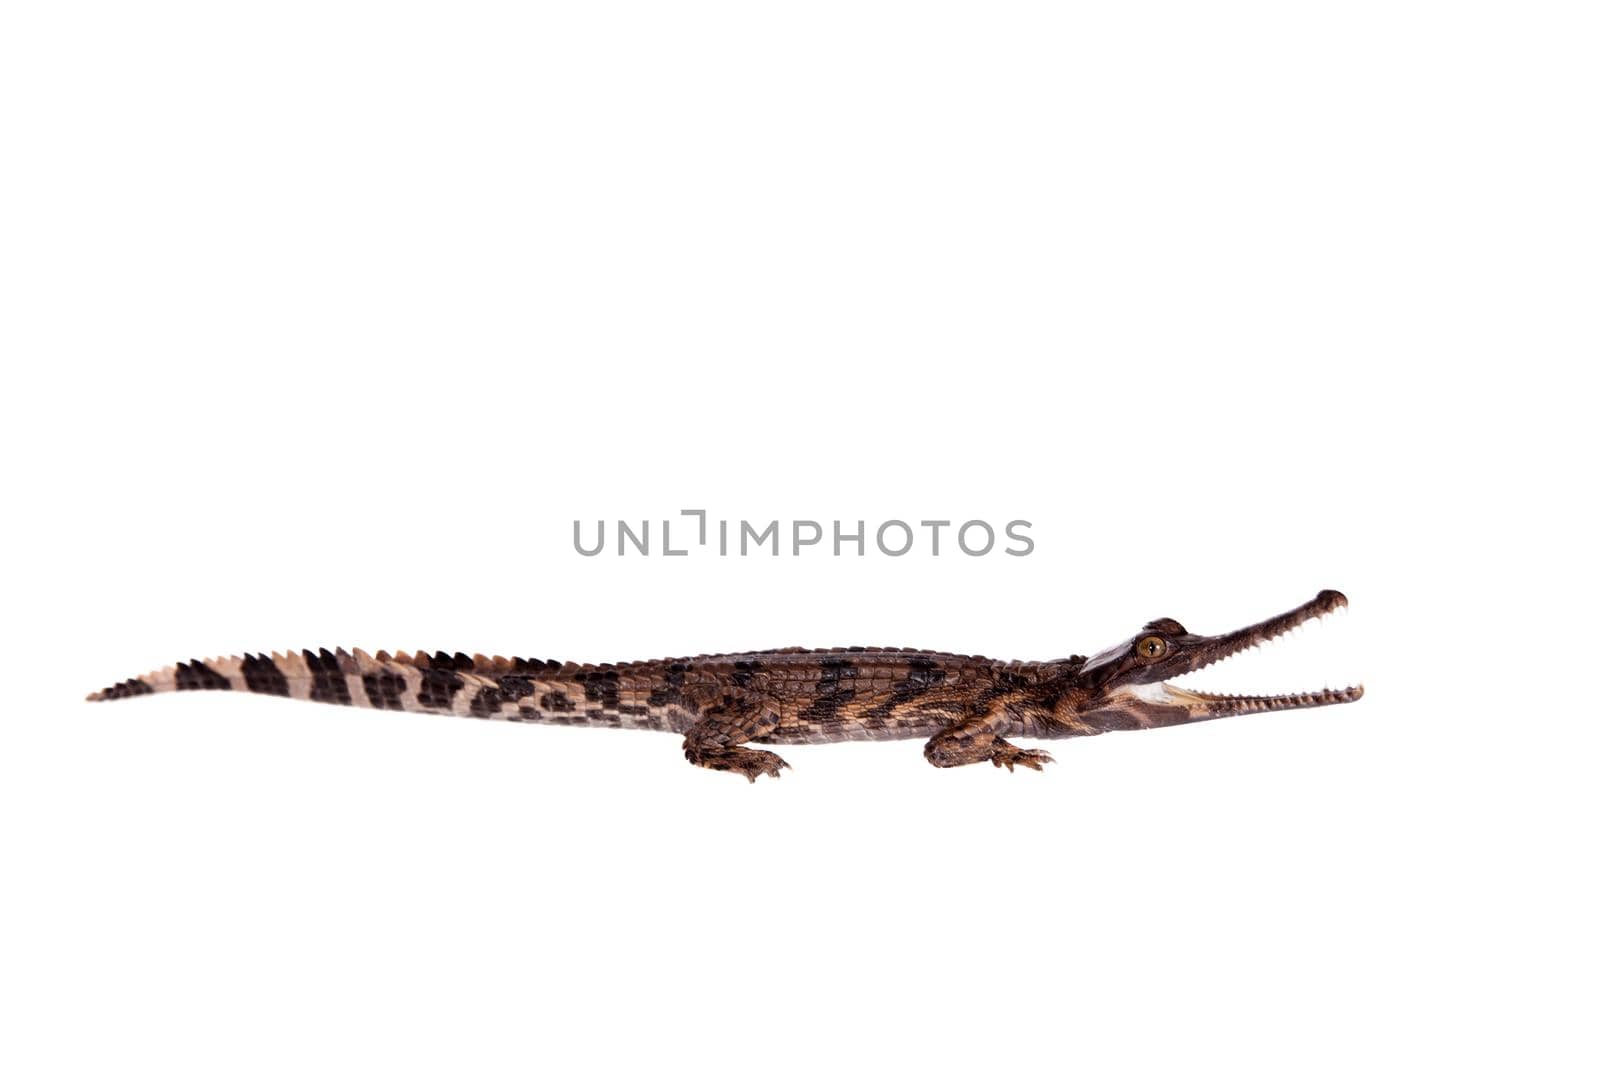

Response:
(87, 590), (1363, 780)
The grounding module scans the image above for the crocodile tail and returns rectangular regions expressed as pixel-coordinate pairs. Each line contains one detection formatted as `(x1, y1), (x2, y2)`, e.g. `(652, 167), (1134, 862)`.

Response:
(86, 649), (519, 711)
(85, 649), (678, 731)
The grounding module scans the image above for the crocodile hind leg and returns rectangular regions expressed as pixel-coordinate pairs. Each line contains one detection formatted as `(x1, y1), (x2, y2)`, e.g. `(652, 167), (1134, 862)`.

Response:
(924, 703), (1054, 772)
(683, 699), (790, 781)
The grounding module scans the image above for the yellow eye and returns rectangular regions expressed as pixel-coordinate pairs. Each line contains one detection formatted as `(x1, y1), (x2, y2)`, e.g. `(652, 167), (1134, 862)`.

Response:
(1136, 635), (1167, 659)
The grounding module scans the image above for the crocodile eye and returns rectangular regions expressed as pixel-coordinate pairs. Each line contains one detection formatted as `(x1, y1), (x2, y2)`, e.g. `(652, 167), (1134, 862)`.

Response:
(1136, 635), (1167, 659)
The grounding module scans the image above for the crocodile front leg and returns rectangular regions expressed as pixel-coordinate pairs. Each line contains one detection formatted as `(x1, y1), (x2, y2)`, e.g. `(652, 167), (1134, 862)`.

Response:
(924, 703), (1054, 772)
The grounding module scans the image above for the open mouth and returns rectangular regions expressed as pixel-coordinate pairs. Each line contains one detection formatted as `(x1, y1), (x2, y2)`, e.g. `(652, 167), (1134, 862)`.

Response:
(1122, 590), (1364, 719)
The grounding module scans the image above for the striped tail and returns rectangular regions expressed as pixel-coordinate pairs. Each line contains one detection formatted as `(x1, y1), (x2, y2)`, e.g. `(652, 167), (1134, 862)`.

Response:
(85, 649), (679, 731)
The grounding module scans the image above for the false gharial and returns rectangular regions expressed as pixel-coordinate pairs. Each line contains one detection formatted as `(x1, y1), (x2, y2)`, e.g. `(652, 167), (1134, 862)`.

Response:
(88, 590), (1363, 780)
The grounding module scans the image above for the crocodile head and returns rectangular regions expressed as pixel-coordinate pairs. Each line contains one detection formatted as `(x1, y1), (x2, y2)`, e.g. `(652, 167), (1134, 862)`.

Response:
(1070, 589), (1363, 732)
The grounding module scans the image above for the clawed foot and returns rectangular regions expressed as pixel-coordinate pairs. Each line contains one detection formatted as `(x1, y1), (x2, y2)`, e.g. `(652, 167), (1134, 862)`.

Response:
(737, 750), (791, 782)
(722, 748), (790, 782)
(990, 742), (1054, 773)
(687, 745), (791, 782)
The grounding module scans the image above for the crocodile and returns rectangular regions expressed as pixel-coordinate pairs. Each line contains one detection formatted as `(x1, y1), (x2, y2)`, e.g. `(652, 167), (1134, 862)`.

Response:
(87, 589), (1362, 780)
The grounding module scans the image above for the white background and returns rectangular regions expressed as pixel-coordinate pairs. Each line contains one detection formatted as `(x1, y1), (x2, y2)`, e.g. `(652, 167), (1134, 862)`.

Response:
(2, 3), (1595, 1065)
